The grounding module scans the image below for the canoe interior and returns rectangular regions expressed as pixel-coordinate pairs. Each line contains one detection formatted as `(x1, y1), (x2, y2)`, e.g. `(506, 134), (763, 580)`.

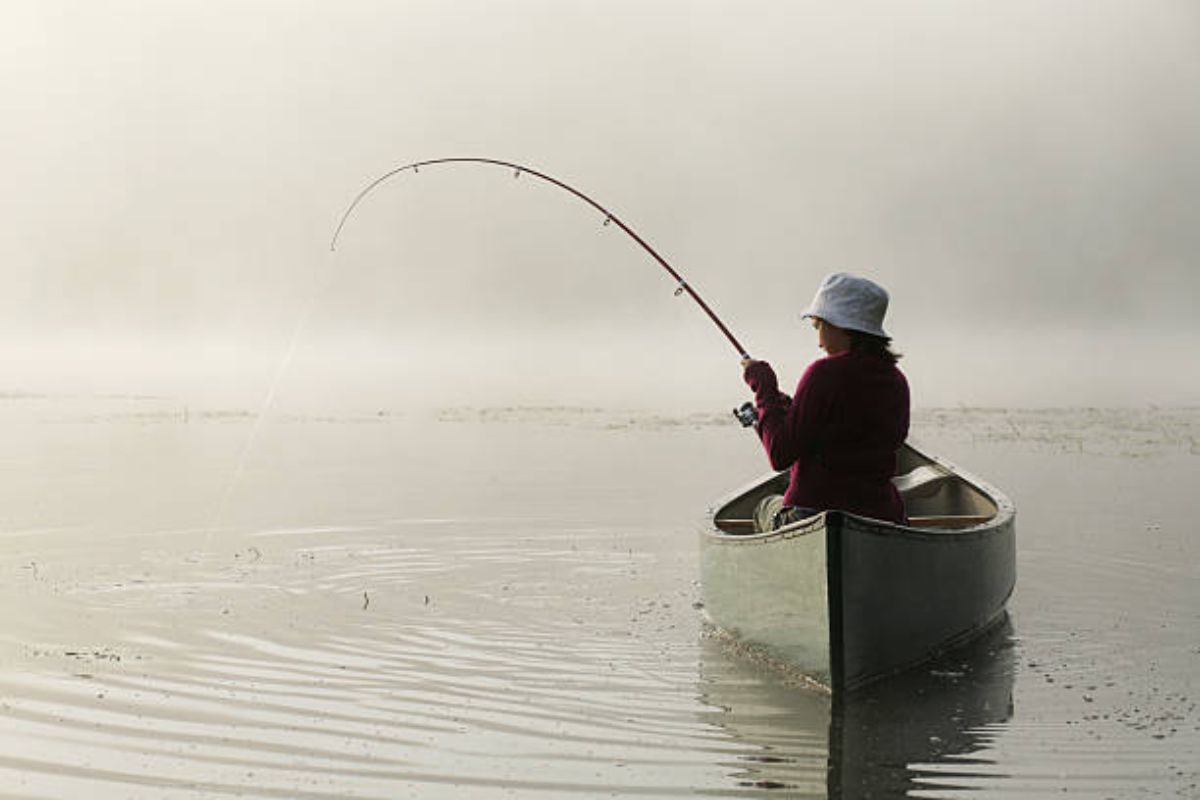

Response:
(712, 443), (1000, 534)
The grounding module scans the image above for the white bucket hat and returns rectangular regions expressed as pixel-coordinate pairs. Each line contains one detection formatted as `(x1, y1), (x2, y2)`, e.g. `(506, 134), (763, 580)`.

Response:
(800, 272), (890, 338)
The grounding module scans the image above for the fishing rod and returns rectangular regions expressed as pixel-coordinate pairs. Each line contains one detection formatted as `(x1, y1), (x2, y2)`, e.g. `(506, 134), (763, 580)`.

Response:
(330, 157), (750, 361)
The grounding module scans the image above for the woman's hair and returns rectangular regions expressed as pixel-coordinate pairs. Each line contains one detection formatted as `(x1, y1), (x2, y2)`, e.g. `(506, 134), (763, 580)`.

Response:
(848, 330), (901, 363)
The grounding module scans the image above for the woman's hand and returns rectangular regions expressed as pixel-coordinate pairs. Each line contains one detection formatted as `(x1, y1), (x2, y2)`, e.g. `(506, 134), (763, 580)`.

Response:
(741, 358), (777, 394)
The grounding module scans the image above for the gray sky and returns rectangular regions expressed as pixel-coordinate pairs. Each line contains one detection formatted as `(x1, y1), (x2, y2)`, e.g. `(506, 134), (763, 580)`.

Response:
(2, 0), (1197, 408)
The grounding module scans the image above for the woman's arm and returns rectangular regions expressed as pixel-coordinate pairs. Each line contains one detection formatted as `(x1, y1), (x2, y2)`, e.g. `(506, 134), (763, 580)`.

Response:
(739, 359), (835, 472)
(743, 359), (828, 470)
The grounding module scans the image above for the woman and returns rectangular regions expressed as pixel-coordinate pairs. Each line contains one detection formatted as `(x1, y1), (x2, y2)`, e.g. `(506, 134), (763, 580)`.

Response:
(742, 272), (909, 531)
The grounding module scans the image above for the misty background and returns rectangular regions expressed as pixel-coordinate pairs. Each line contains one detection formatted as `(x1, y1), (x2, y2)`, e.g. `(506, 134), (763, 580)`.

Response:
(2, 0), (1197, 412)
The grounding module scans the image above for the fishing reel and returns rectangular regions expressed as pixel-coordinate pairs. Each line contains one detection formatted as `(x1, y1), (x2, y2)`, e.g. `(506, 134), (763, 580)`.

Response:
(733, 401), (758, 428)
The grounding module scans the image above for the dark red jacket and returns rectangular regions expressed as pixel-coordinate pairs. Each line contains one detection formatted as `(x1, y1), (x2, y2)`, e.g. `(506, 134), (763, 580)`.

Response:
(744, 350), (909, 523)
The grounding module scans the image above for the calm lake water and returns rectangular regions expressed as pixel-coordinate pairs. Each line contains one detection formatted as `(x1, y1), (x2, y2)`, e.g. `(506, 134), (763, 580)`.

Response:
(0, 398), (1196, 798)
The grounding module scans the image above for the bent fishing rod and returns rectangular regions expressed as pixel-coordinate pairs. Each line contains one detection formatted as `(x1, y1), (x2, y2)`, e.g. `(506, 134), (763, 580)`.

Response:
(329, 157), (750, 361)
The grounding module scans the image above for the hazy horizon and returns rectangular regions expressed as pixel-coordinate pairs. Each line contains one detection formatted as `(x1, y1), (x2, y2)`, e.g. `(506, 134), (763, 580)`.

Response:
(3, 0), (1197, 410)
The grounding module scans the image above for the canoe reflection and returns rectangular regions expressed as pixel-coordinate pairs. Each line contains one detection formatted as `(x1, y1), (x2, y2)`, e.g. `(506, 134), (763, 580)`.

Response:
(699, 616), (1015, 797)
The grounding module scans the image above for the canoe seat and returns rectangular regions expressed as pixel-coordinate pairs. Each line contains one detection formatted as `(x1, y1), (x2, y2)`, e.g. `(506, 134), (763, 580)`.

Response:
(892, 465), (951, 499)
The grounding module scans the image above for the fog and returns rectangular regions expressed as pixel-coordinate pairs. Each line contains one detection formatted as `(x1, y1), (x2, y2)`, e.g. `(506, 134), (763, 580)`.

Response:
(2, 0), (1197, 410)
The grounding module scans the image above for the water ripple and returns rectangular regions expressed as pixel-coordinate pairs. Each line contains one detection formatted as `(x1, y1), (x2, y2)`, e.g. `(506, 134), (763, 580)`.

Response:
(0, 520), (792, 797)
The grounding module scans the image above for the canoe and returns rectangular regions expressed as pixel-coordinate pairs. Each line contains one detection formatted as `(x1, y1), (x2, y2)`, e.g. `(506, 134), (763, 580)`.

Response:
(700, 442), (1015, 692)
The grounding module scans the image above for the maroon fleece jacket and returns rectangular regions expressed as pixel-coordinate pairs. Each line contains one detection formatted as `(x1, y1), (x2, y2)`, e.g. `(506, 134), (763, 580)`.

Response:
(743, 350), (909, 523)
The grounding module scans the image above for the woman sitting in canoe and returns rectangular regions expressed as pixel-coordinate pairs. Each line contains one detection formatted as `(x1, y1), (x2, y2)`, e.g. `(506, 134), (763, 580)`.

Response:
(741, 272), (909, 531)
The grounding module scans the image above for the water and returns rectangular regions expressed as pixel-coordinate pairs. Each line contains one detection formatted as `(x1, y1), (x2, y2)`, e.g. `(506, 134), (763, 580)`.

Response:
(0, 398), (1196, 798)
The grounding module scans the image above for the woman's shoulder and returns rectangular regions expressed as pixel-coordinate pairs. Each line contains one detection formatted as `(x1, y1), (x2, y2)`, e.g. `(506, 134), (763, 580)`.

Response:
(799, 354), (834, 378)
(796, 354), (843, 390)
(813, 350), (906, 381)
(805, 351), (852, 376)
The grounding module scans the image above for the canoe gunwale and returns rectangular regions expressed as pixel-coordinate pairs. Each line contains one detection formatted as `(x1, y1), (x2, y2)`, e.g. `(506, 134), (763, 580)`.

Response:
(701, 504), (827, 547)
(703, 442), (1016, 542)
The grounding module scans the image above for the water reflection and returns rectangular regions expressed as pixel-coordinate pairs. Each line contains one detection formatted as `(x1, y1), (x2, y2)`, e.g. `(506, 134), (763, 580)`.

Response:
(830, 617), (1015, 797)
(699, 617), (1015, 796)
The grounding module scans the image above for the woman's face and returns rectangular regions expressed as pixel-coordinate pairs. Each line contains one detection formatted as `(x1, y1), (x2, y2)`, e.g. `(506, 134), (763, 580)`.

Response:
(813, 318), (851, 355)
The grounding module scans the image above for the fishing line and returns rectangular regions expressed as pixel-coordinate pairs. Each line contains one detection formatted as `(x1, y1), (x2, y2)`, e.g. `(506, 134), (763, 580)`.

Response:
(330, 157), (751, 360)
(203, 277), (328, 550)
